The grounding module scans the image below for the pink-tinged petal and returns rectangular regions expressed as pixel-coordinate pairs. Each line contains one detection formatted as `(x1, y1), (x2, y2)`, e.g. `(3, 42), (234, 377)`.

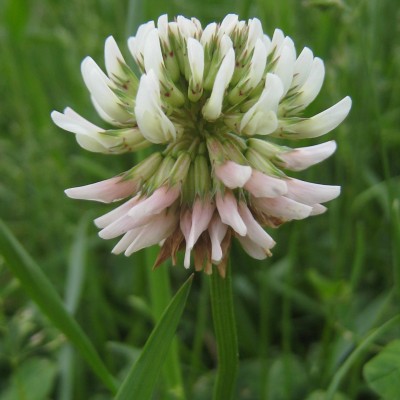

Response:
(94, 198), (138, 228)
(208, 214), (228, 263)
(65, 177), (137, 203)
(180, 209), (193, 268)
(285, 179), (341, 205)
(99, 209), (153, 239)
(128, 186), (180, 219)
(122, 211), (178, 256)
(311, 204), (327, 216)
(278, 140), (337, 171)
(237, 235), (268, 260)
(111, 227), (141, 254)
(253, 196), (313, 221)
(101, 186), (180, 239)
(125, 212), (178, 256)
(187, 198), (215, 250)
(238, 203), (276, 250)
(244, 170), (288, 198)
(184, 198), (215, 267)
(216, 191), (247, 236)
(215, 161), (252, 189)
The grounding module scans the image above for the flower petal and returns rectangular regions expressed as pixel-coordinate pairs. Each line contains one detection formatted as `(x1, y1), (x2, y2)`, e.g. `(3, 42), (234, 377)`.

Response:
(215, 161), (252, 189)
(208, 214), (228, 263)
(143, 28), (164, 78)
(272, 37), (296, 96)
(216, 191), (247, 236)
(127, 21), (156, 67)
(187, 37), (204, 86)
(104, 36), (127, 79)
(202, 47), (235, 121)
(65, 176), (137, 203)
(246, 38), (268, 89)
(291, 47), (314, 89)
(240, 73), (283, 135)
(311, 204), (327, 216)
(81, 57), (131, 123)
(182, 199), (215, 268)
(278, 140), (337, 171)
(253, 196), (313, 220)
(135, 71), (176, 143)
(278, 96), (352, 139)
(180, 209), (193, 268)
(94, 198), (139, 228)
(237, 235), (268, 260)
(187, 198), (215, 251)
(218, 14), (239, 37)
(122, 211), (178, 256)
(295, 57), (325, 109)
(285, 179), (340, 205)
(244, 170), (288, 198)
(238, 203), (276, 250)
(128, 185), (180, 219)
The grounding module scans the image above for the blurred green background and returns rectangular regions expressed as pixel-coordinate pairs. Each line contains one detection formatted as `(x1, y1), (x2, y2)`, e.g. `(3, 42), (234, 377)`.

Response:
(0, 0), (399, 399)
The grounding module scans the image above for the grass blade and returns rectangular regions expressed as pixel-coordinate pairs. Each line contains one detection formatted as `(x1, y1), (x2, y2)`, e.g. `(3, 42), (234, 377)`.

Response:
(115, 274), (193, 400)
(58, 215), (91, 400)
(0, 219), (118, 393)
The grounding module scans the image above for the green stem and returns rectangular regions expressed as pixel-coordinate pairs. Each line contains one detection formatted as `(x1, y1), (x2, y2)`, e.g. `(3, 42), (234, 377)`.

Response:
(189, 275), (209, 392)
(209, 262), (239, 400)
(326, 314), (400, 399)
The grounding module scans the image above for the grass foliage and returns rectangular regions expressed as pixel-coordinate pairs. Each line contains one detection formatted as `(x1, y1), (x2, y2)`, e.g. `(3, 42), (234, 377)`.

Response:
(0, 0), (399, 398)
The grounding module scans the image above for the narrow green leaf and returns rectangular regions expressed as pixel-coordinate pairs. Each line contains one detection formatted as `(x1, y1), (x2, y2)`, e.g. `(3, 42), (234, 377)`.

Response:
(59, 215), (90, 400)
(0, 219), (118, 393)
(364, 339), (400, 399)
(146, 255), (186, 400)
(64, 215), (90, 314)
(115, 274), (193, 400)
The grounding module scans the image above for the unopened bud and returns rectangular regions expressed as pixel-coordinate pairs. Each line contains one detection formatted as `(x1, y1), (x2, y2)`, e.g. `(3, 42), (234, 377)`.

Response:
(169, 152), (192, 186)
(194, 154), (211, 196)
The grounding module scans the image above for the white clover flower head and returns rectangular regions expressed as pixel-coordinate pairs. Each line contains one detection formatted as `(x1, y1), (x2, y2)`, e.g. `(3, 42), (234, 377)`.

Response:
(52, 14), (351, 277)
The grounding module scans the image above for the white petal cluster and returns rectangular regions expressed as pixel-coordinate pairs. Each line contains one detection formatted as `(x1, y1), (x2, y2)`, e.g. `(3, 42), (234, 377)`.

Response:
(53, 14), (351, 275)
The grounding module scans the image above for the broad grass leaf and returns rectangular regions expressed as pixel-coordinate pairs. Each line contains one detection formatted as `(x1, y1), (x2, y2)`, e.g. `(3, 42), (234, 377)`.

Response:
(363, 339), (400, 399)
(0, 358), (57, 400)
(0, 219), (117, 393)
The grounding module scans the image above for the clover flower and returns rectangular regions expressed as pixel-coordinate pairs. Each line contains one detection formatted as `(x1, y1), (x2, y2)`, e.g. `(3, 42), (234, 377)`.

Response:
(52, 14), (351, 276)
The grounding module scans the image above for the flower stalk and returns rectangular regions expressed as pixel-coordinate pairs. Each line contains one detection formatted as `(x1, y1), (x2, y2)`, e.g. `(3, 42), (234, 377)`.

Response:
(209, 262), (239, 400)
